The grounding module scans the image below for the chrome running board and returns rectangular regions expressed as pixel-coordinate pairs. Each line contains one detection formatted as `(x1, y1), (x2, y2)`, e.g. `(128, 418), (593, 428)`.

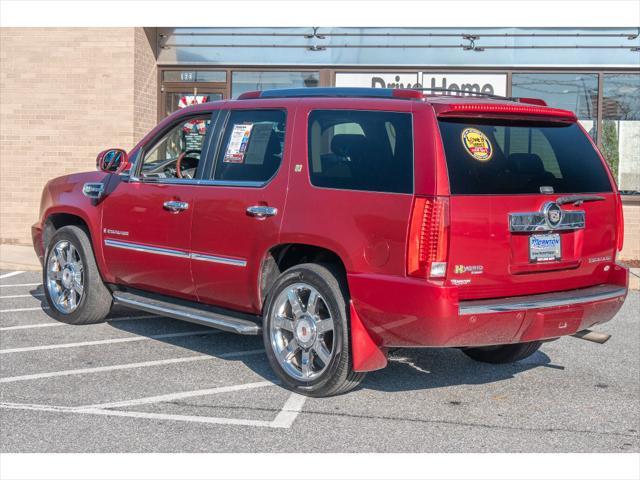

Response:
(112, 291), (261, 335)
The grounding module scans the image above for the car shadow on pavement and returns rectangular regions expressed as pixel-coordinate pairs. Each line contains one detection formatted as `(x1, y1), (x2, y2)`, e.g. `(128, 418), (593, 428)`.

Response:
(97, 313), (560, 394)
(361, 347), (559, 393)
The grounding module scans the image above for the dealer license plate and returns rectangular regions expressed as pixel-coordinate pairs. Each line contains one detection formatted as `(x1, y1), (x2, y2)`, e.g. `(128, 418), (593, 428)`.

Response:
(529, 233), (561, 262)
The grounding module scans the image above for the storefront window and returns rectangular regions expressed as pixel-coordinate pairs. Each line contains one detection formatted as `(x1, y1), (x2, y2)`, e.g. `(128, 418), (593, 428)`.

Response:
(511, 73), (599, 140)
(163, 70), (227, 83)
(601, 74), (640, 193)
(231, 71), (319, 98)
(164, 92), (223, 117)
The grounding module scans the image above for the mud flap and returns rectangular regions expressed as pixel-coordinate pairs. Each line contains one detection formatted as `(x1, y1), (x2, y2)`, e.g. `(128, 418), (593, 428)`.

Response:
(350, 301), (388, 372)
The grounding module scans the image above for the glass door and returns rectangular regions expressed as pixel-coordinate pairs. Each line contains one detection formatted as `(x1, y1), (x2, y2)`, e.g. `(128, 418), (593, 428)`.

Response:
(164, 87), (226, 117)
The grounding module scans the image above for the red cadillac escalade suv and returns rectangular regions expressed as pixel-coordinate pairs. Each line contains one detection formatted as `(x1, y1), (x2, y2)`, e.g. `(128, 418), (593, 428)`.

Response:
(32, 87), (628, 396)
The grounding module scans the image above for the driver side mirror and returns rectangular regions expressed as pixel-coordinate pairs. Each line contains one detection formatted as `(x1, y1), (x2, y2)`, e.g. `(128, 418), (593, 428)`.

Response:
(97, 148), (130, 174)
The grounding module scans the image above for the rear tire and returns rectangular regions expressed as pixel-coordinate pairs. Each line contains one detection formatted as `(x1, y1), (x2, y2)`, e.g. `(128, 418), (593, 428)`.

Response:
(462, 341), (542, 364)
(43, 225), (112, 325)
(262, 263), (365, 397)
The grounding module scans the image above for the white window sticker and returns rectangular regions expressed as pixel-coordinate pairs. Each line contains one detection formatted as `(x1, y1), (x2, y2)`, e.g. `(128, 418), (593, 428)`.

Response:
(224, 123), (253, 163)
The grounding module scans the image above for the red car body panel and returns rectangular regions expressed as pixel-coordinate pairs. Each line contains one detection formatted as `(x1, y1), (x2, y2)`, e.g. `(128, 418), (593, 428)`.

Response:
(190, 101), (295, 312)
(101, 179), (197, 299)
(32, 93), (629, 373)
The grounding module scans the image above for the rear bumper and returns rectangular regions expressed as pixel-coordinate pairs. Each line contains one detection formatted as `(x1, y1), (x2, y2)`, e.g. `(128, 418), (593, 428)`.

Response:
(348, 264), (628, 348)
(459, 284), (626, 315)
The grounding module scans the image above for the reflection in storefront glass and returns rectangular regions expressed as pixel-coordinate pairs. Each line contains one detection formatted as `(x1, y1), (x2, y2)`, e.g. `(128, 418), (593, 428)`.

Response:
(165, 92), (223, 116)
(601, 74), (640, 193)
(231, 71), (320, 98)
(163, 70), (227, 83)
(511, 73), (599, 140)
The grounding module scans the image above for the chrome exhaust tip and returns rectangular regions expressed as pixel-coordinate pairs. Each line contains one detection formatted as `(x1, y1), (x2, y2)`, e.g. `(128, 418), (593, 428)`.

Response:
(571, 329), (611, 344)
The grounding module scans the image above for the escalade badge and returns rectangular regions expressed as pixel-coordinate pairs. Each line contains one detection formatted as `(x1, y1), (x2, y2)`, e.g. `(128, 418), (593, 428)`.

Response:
(543, 202), (563, 228)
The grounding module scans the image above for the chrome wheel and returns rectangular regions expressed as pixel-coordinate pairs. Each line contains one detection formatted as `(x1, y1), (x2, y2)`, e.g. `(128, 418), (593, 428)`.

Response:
(46, 240), (84, 314)
(270, 283), (335, 381)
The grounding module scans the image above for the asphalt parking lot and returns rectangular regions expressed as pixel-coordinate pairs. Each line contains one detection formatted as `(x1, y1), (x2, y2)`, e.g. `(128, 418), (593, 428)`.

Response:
(0, 269), (638, 453)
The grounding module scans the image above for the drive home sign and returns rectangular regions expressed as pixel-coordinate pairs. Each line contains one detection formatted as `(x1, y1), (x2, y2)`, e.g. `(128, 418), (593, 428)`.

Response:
(335, 72), (507, 97)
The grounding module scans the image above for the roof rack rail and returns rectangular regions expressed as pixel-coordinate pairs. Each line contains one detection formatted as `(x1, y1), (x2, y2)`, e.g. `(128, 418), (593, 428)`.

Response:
(237, 87), (548, 106)
(237, 87), (423, 100)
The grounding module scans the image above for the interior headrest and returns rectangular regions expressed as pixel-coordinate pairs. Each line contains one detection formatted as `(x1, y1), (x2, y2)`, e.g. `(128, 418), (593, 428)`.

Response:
(331, 134), (367, 156)
(509, 153), (545, 174)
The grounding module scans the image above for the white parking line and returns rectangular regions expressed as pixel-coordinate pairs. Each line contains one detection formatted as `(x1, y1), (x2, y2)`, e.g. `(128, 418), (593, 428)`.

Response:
(0, 293), (45, 299)
(0, 314), (158, 332)
(0, 271), (25, 280)
(0, 381), (307, 429)
(0, 306), (49, 313)
(85, 380), (274, 409)
(0, 322), (63, 331)
(270, 393), (309, 429)
(0, 401), (278, 427)
(0, 329), (221, 354)
(0, 348), (265, 383)
(0, 283), (41, 288)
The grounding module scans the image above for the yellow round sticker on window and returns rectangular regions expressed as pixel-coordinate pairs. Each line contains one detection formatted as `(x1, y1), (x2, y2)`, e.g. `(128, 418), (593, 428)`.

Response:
(461, 128), (493, 162)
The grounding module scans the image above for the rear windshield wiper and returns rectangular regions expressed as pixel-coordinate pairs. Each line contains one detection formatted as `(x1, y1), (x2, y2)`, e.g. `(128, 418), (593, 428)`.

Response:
(556, 195), (606, 206)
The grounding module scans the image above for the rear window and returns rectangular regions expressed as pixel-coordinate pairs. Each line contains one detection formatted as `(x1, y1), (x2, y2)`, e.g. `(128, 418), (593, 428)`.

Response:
(438, 119), (613, 195)
(308, 110), (413, 193)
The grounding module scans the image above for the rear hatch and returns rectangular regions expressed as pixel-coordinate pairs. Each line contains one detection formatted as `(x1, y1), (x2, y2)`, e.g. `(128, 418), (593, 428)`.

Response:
(436, 106), (619, 300)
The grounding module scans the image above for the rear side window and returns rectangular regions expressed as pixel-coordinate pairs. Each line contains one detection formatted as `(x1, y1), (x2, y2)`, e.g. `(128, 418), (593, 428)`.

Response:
(438, 120), (613, 195)
(308, 110), (413, 193)
(213, 109), (286, 183)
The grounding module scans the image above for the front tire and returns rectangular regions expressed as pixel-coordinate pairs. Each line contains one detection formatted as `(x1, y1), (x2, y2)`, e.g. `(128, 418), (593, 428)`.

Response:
(43, 225), (112, 325)
(263, 263), (365, 397)
(462, 341), (542, 364)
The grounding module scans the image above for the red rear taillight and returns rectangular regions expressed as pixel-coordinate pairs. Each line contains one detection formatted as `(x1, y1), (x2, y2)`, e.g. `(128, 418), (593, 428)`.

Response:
(616, 194), (625, 252)
(407, 196), (449, 278)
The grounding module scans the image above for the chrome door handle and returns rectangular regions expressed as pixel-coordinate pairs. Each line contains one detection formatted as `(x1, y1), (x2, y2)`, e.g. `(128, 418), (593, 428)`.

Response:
(163, 200), (189, 212)
(246, 205), (278, 218)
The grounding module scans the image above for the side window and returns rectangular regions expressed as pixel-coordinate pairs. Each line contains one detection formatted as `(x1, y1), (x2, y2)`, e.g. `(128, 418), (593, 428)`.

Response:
(308, 110), (413, 193)
(140, 115), (211, 180)
(213, 110), (286, 183)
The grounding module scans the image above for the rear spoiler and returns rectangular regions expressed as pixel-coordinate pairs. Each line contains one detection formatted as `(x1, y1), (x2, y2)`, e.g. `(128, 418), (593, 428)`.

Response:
(434, 103), (577, 122)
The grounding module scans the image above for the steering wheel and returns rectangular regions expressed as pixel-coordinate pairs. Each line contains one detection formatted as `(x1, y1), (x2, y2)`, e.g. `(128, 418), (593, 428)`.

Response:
(175, 149), (201, 179)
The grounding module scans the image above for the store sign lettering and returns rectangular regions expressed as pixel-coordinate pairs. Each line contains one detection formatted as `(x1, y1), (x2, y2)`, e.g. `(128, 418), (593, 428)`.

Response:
(371, 75), (422, 89)
(336, 72), (507, 97)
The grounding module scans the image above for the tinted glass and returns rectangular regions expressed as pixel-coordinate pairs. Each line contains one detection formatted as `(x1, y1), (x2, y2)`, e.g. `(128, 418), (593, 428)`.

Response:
(213, 110), (286, 183)
(140, 115), (211, 180)
(164, 92), (223, 117)
(512, 73), (599, 140)
(438, 119), (613, 195)
(232, 71), (319, 98)
(601, 73), (640, 194)
(163, 70), (227, 83)
(308, 110), (413, 193)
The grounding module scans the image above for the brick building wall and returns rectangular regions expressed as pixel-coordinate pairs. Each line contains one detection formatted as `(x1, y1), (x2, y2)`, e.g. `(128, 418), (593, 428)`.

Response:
(134, 27), (158, 141)
(0, 27), (156, 245)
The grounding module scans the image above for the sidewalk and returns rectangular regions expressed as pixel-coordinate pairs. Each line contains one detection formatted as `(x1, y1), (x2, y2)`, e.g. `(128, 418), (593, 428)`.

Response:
(1, 242), (638, 289)
(0, 243), (41, 271)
